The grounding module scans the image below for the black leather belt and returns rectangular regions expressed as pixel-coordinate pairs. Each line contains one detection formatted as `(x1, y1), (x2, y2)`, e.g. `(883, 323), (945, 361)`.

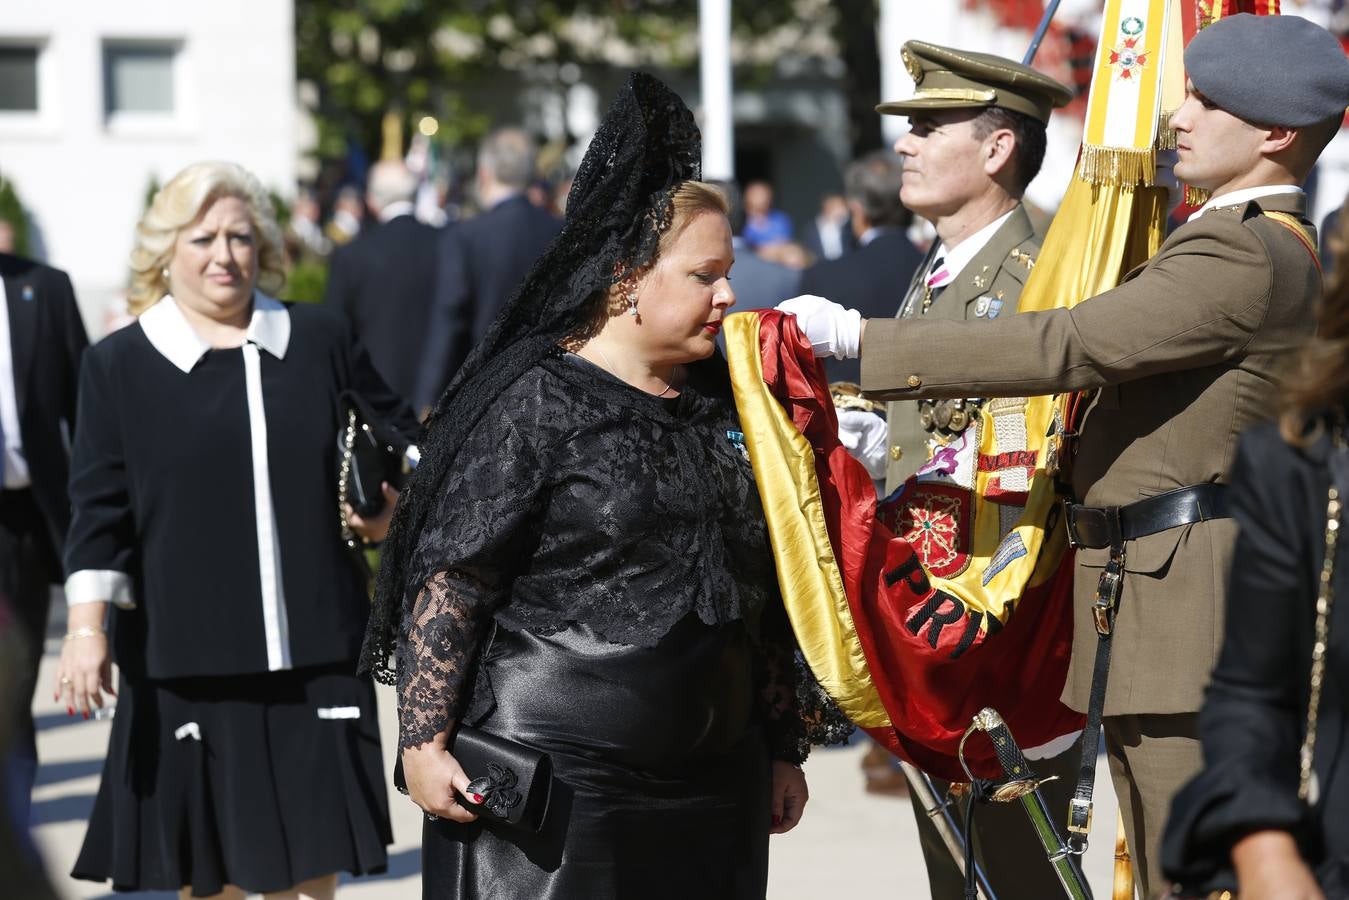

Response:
(1064, 481), (1231, 854)
(1065, 483), (1229, 550)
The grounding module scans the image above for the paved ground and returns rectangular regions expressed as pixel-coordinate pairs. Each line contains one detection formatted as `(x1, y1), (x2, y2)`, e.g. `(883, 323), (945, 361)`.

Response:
(31, 639), (1124, 899)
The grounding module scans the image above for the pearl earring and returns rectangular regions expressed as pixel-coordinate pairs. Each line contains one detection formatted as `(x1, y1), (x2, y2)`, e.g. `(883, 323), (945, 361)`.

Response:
(161, 267), (170, 282)
(627, 291), (639, 317)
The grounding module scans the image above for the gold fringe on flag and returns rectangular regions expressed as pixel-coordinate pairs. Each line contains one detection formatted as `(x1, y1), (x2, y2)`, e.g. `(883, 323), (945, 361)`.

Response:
(1156, 110), (1178, 150)
(1078, 146), (1157, 189)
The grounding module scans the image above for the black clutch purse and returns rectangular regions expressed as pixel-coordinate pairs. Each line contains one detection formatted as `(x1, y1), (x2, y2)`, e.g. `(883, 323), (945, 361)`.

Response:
(394, 726), (553, 832)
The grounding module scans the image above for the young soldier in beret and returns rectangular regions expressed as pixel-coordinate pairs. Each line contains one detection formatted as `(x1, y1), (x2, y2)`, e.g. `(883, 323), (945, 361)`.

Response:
(781, 14), (1349, 897)
(859, 40), (1080, 900)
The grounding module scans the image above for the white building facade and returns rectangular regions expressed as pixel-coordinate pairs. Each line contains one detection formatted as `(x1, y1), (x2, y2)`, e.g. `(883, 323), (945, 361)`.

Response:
(0, 0), (296, 335)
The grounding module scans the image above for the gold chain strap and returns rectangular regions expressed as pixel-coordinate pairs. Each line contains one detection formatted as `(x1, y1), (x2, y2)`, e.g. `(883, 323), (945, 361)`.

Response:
(1299, 429), (1345, 804)
(337, 408), (361, 552)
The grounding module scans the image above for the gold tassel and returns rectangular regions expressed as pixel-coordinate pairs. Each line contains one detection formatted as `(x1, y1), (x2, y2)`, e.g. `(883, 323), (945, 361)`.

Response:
(1156, 110), (1178, 150)
(1076, 146), (1157, 189)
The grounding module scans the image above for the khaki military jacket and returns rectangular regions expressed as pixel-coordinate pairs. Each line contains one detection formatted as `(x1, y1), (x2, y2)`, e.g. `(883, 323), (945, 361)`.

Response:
(884, 206), (1039, 492)
(861, 193), (1320, 715)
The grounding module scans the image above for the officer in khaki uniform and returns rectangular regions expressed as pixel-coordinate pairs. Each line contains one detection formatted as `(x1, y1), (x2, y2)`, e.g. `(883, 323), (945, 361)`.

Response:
(871, 40), (1079, 900)
(881, 43), (1065, 493)
(781, 15), (1349, 897)
(884, 209), (1038, 489)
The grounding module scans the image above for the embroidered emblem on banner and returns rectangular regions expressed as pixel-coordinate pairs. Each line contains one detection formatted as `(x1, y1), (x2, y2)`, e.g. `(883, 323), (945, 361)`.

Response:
(882, 483), (972, 579)
(982, 532), (1028, 586)
(1109, 19), (1150, 81)
(726, 430), (750, 461)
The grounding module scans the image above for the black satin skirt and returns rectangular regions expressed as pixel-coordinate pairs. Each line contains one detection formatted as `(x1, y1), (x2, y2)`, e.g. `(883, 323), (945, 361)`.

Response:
(423, 615), (772, 899)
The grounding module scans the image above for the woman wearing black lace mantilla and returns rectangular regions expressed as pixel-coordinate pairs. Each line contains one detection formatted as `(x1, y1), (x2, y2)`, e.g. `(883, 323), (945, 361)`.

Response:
(360, 74), (847, 897)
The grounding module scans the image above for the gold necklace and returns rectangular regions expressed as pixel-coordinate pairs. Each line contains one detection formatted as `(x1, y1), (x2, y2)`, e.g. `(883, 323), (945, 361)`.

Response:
(590, 344), (677, 397)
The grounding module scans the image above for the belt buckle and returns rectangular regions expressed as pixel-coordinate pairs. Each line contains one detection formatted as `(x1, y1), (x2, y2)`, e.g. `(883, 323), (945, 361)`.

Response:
(1092, 594), (1116, 635)
(1064, 502), (1084, 549)
(1067, 797), (1093, 835)
(1092, 551), (1125, 636)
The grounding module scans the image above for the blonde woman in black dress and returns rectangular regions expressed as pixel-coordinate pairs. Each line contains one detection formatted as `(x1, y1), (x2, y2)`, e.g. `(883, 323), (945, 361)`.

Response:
(57, 161), (414, 899)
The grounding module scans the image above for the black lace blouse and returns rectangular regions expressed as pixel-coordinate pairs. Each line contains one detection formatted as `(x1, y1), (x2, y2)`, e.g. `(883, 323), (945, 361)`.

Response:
(396, 350), (812, 761)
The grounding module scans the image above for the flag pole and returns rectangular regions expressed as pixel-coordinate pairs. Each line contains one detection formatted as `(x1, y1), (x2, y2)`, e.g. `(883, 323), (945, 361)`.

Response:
(1023, 0), (1064, 65)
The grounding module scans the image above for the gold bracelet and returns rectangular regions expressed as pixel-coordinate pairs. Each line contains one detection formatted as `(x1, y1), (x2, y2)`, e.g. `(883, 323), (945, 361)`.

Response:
(64, 626), (105, 641)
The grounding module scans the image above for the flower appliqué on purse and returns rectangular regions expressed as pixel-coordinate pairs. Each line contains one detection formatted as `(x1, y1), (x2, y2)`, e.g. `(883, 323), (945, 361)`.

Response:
(467, 763), (523, 817)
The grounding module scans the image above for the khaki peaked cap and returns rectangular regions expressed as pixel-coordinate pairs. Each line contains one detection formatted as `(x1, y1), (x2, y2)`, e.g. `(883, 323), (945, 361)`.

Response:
(877, 40), (1073, 124)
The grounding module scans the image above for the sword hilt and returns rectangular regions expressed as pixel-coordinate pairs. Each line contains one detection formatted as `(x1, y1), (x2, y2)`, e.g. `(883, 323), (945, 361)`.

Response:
(960, 708), (1056, 802)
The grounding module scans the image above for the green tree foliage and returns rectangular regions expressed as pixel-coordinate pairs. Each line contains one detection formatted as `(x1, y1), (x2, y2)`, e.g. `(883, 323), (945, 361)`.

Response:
(294, 1), (877, 166)
(0, 176), (32, 258)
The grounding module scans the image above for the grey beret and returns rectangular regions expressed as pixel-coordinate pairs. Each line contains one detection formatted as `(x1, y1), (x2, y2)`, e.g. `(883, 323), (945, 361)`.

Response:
(1186, 13), (1349, 127)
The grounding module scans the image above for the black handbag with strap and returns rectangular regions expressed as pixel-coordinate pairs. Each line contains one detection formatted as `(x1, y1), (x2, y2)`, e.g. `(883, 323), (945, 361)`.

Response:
(336, 389), (414, 517)
(335, 389), (415, 571)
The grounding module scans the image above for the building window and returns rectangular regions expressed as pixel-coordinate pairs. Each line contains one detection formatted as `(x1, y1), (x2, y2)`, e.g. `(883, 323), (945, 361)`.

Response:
(103, 43), (176, 115)
(0, 46), (39, 112)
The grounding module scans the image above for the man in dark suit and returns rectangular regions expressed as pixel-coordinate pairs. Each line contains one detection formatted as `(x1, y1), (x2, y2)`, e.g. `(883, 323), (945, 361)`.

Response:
(799, 151), (922, 384)
(0, 253), (88, 833)
(323, 161), (440, 406)
(415, 127), (561, 411)
(801, 192), (858, 263)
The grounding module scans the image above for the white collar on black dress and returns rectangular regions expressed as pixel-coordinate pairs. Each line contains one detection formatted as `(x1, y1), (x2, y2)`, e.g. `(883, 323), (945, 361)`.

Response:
(140, 293), (291, 373)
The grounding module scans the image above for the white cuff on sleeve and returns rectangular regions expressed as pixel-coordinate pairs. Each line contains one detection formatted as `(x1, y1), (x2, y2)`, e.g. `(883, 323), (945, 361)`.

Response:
(64, 569), (136, 609)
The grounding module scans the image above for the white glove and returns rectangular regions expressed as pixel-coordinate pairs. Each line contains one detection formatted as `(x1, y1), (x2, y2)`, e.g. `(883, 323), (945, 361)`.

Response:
(837, 409), (889, 480)
(776, 294), (862, 360)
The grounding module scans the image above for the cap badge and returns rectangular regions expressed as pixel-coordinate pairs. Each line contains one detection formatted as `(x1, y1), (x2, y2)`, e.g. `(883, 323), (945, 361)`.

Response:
(903, 48), (923, 85)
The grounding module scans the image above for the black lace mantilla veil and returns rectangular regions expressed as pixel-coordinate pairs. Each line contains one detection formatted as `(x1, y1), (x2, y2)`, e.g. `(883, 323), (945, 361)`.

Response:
(360, 72), (701, 683)
(358, 72), (852, 755)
